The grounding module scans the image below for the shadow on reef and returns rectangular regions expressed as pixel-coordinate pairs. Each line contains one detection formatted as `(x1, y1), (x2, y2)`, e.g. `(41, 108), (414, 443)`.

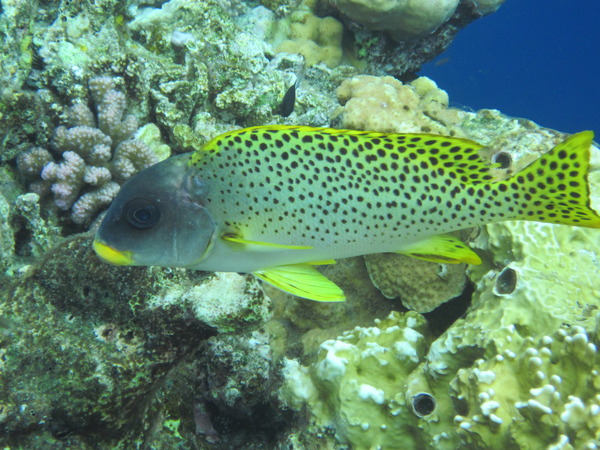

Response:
(424, 282), (474, 337)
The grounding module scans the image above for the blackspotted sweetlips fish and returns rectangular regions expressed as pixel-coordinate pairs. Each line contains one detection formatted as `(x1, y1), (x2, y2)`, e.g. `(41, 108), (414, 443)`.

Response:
(93, 126), (600, 301)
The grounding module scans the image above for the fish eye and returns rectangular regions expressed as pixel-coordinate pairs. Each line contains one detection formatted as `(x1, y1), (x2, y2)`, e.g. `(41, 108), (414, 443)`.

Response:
(124, 198), (160, 229)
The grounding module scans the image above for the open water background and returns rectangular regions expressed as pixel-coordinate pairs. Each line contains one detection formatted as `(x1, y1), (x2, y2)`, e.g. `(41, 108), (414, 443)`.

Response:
(421, 0), (600, 134)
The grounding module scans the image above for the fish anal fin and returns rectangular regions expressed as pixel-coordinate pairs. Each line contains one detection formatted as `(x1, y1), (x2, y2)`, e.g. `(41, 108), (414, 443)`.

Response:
(255, 264), (346, 302)
(395, 234), (482, 265)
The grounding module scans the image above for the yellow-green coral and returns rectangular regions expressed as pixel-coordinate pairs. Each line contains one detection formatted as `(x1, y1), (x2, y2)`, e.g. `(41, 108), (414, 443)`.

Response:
(335, 75), (461, 134)
(451, 320), (600, 449)
(272, 7), (344, 68)
(280, 311), (435, 448)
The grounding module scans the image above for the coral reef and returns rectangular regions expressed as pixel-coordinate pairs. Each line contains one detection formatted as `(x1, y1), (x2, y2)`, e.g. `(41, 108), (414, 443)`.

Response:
(280, 311), (435, 448)
(274, 75), (600, 448)
(451, 322), (600, 448)
(335, 75), (462, 134)
(0, 193), (13, 275)
(17, 77), (168, 225)
(316, 0), (505, 78)
(324, 0), (460, 41)
(271, 4), (344, 68)
(147, 272), (270, 333)
(0, 234), (273, 447)
(364, 253), (467, 313)
(198, 330), (280, 420)
(0, 0), (592, 446)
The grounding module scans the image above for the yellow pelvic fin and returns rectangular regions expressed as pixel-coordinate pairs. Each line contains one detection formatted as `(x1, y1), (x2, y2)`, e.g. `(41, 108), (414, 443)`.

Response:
(395, 234), (482, 265)
(222, 233), (313, 251)
(254, 264), (346, 302)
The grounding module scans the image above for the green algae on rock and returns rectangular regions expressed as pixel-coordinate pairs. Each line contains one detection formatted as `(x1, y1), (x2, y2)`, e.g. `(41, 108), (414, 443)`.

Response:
(0, 233), (271, 447)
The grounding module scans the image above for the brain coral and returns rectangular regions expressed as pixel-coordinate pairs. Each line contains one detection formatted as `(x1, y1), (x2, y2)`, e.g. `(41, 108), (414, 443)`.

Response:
(364, 253), (467, 313)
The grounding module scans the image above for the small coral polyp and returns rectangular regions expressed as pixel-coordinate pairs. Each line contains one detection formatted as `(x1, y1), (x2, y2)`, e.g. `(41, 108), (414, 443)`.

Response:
(17, 77), (160, 225)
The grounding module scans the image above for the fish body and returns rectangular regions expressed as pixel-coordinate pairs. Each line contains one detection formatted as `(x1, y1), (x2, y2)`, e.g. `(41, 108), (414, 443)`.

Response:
(94, 126), (600, 301)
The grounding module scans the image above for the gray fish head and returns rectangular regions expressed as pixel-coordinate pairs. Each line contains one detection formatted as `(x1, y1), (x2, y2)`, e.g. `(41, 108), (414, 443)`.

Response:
(93, 154), (216, 268)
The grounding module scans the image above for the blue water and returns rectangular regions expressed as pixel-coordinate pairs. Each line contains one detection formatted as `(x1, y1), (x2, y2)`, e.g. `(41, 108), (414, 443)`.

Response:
(420, 0), (600, 134)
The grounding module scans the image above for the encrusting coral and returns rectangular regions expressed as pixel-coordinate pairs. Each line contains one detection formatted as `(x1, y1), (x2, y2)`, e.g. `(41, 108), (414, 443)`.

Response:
(323, 0), (505, 41)
(335, 75), (461, 134)
(16, 76), (168, 225)
(272, 4), (344, 68)
(280, 311), (435, 449)
(324, 0), (460, 41)
(450, 320), (600, 449)
(364, 253), (467, 313)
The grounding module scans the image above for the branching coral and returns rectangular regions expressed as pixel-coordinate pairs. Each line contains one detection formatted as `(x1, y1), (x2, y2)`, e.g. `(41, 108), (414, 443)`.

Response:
(17, 77), (166, 225)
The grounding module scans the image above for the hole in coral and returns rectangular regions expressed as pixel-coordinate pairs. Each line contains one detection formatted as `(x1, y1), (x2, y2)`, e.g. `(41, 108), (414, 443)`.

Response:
(412, 393), (436, 417)
(13, 226), (33, 257)
(120, 330), (134, 343)
(102, 327), (115, 339)
(495, 267), (517, 295)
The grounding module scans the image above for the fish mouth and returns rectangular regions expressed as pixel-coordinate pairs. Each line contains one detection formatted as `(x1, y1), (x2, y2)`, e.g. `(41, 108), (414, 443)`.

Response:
(93, 238), (134, 266)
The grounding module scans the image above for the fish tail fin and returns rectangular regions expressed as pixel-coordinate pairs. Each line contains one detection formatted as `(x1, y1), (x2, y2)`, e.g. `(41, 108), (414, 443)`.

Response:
(503, 131), (600, 228)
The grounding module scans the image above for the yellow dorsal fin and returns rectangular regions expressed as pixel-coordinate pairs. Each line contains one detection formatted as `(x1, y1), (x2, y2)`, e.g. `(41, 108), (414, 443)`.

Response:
(222, 233), (313, 251)
(254, 264), (346, 302)
(395, 234), (482, 265)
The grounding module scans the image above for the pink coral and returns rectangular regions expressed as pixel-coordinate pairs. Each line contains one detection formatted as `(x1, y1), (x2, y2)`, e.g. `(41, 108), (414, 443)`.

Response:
(17, 76), (161, 225)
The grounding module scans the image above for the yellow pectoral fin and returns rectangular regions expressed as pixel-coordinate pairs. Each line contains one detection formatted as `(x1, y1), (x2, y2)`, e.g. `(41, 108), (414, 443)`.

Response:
(222, 233), (313, 251)
(395, 234), (482, 265)
(307, 259), (336, 266)
(254, 264), (346, 302)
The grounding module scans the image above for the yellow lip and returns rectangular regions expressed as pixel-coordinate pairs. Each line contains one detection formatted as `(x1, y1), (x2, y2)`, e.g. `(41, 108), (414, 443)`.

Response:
(93, 239), (134, 266)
